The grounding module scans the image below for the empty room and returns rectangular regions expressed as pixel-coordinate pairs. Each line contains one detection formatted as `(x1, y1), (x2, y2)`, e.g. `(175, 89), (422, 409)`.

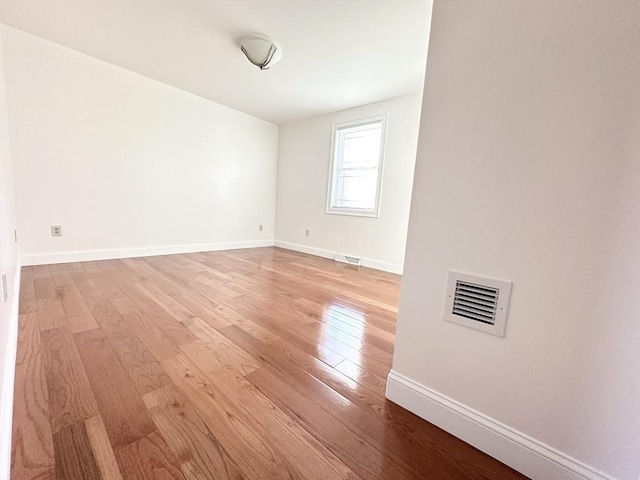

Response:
(0, 1), (638, 480)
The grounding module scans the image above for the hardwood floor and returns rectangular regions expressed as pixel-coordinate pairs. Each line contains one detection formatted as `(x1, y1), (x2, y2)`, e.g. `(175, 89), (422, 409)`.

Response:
(11, 247), (526, 479)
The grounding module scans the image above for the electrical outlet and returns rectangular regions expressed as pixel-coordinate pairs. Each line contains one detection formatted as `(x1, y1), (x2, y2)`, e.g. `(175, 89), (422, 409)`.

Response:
(258, 224), (263, 232)
(51, 225), (62, 236)
(2, 273), (7, 302)
(305, 229), (310, 237)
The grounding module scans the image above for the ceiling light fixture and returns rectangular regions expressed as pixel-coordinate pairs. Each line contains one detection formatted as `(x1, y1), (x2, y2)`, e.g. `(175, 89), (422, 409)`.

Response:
(239, 34), (282, 71)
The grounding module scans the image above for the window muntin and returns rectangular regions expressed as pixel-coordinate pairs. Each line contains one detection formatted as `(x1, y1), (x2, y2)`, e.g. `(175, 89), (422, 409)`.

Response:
(327, 115), (386, 217)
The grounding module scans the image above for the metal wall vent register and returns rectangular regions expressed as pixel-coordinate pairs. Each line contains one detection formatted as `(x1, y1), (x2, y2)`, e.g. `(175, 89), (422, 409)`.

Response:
(334, 253), (362, 267)
(443, 271), (512, 337)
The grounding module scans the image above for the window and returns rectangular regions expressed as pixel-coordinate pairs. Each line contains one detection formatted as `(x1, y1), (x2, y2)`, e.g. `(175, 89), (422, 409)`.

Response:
(326, 115), (386, 217)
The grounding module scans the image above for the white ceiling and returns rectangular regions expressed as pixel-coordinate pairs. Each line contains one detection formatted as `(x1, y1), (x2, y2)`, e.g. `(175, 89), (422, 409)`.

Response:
(0, 1), (432, 124)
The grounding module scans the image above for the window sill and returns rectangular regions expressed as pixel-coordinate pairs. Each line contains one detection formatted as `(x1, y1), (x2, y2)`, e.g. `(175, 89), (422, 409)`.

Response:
(326, 208), (380, 218)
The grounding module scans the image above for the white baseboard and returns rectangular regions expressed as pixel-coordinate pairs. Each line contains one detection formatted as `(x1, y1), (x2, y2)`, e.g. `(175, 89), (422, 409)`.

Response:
(386, 370), (616, 480)
(20, 239), (275, 266)
(274, 240), (403, 274)
(0, 266), (21, 480)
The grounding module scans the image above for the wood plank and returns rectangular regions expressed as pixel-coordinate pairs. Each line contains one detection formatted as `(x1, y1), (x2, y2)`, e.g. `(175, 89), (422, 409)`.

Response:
(65, 313), (100, 334)
(34, 277), (56, 300)
(134, 281), (197, 324)
(222, 323), (506, 479)
(150, 284), (234, 332)
(36, 298), (67, 331)
(56, 285), (92, 318)
(247, 367), (412, 480)
(19, 267), (37, 314)
(78, 264), (192, 360)
(142, 384), (244, 480)
(334, 358), (388, 392)
(32, 265), (52, 279)
(53, 421), (101, 480)
(68, 269), (102, 298)
(146, 264), (235, 331)
(50, 264), (75, 288)
(220, 297), (346, 368)
(115, 431), (185, 480)
(251, 352), (476, 479)
(74, 272), (175, 390)
(182, 317), (261, 375)
(74, 328), (157, 449)
(208, 366), (360, 480)
(300, 301), (395, 354)
(121, 311), (186, 361)
(195, 273), (243, 299)
(231, 299), (517, 479)
(103, 317), (173, 396)
(13, 248), (527, 480)
(178, 340), (231, 377)
(82, 289), (171, 395)
(245, 262), (399, 327)
(305, 316), (394, 361)
(85, 416), (124, 480)
(160, 354), (295, 479)
(11, 313), (56, 480)
(91, 271), (197, 356)
(41, 326), (100, 434)
(86, 271), (138, 315)
(20, 265), (34, 283)
(99, 270), (185, 325)
(218, 325), (420, 479)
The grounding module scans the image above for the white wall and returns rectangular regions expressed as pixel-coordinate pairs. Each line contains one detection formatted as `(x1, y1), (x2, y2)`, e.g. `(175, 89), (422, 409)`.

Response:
(0, 40), (20, 480)
(275, 94), (423, 273)
(1, 26), (278, 265)
(388, 2), (639, 480)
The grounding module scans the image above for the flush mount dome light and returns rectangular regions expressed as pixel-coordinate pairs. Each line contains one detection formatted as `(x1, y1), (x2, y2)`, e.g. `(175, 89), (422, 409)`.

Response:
(239, 34), (282, 70)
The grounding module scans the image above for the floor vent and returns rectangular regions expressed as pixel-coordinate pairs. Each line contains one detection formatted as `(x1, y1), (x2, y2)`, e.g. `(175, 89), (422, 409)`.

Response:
(443, 271), (512, 337)
(335, 253), (362, 267)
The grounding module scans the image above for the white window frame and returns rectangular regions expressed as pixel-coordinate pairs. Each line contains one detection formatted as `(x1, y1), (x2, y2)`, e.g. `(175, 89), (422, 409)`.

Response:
(326, 114), (387, 218)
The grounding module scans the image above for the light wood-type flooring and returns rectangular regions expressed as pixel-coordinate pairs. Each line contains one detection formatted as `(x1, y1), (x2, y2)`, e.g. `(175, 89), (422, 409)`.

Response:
(11, 247), (526, 479)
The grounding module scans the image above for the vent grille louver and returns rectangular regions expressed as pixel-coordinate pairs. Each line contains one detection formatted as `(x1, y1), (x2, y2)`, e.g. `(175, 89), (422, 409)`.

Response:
(452, 281), (499, 325)
(443, 271), (512, 337)
(335, 253), (362, 266)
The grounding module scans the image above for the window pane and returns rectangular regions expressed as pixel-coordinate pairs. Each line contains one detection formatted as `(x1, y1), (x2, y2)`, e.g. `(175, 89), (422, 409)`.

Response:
(330, 119), (383, 213)
(334, 170), (378, 209)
